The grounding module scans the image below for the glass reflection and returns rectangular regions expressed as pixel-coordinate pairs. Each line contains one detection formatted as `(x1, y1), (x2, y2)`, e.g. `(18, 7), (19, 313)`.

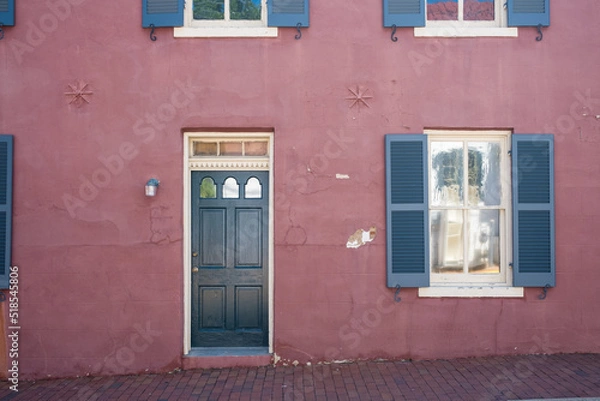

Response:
(222, 177), (239, 198)
(431, 210), (464, 273)
(468, 142), (501, 206)
(244, 177), (262, 198)
(431, 142), (463, 207)
(427, 0), (458, 20)
(464, 0), (494, 21)
(193, 0), (225, 19)
(468, 210), (500, 273)
(200, 177), (217, 199)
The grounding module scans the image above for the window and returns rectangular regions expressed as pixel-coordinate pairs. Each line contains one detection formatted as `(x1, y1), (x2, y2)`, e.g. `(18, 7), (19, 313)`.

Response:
(385, 131), (555, 297)
(176, 0), (277, 37)
(429, 131), (509, 286)
(166, 0), (309, 37)
(382, 0), (549, 38)
(416, 0), (517, 37)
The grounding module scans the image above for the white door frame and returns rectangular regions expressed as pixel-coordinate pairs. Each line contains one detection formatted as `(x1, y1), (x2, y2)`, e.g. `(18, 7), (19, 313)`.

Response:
(182, 132), (274, 354)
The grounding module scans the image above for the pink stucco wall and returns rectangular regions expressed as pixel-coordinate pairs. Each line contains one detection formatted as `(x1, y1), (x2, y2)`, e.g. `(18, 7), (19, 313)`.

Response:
(1, 0), (599, 379)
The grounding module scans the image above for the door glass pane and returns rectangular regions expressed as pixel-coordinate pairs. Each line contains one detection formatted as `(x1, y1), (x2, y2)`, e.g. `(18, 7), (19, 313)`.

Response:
(431, 210), (464, 273)
(200, 177), (217, 199)
(222, 177), (239, 198)
(427, 0), (458, 20)
(230, 0), (261, 20)
(468, 210), (500, 273)
(468, 142), (501, 206)
(464, 0), (494, 21)
(244, 177), (262, 198)
(431, 142), (464, 206)
(193, 0), (225, 20)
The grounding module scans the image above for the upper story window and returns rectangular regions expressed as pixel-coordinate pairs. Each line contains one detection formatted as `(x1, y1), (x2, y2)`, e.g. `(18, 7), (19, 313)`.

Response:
(416, 0), (517, 36)
(382, 0), (549, 39)
(175, 0), (277, 37)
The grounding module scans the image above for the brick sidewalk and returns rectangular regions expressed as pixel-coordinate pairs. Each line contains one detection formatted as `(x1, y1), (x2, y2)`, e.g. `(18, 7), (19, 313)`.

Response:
(1, 353), (599, 401)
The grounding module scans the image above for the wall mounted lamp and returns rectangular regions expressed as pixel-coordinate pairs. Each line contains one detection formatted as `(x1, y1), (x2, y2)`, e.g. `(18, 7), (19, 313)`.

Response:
(145, 178), (160, 197)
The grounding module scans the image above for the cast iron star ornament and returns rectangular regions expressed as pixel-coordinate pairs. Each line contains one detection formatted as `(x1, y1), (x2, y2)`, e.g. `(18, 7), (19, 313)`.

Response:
(345, 86), (373, 109)
(64, 80), (93, 107)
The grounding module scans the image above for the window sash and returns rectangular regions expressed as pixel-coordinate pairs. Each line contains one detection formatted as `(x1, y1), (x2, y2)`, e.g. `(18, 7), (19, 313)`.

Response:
(425, 0), (506, 28)
(427, 132), (511, 285)
(184, 0), (268, 27)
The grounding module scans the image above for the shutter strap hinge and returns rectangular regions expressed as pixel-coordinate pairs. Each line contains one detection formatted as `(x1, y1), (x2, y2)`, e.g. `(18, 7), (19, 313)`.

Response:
(538, 284), (551, 300)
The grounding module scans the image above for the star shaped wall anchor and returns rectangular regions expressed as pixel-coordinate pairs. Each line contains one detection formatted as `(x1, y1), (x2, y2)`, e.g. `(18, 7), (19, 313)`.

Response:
(345, 86), (373, 109)
(64, 80), (93, 107)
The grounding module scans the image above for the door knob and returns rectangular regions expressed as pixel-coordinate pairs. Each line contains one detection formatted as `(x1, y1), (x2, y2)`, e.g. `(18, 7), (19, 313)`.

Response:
(192, 252), (198, 257)
(192, 266), (199, 273)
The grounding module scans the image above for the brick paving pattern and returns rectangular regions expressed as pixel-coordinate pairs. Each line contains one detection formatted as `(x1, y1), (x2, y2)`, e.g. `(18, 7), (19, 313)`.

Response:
(0, 353), (599, 400)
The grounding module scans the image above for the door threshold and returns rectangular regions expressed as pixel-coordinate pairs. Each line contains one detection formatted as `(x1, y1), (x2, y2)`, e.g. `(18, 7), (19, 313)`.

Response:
(187, 347), (269, 357)
(183, 347), (271, 370)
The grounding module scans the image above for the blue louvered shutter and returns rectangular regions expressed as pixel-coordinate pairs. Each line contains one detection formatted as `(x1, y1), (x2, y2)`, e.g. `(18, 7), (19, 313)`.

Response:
(383, 0), (425, 28)
(508, 0), (549, 27)
(385, 135), (429, 288)
(142, 0), (184, 28)
(0, 135), (13, 289)
(268, 0), (309, 27)
(0, 0), (15, 26)
(512, 134), (555, 287)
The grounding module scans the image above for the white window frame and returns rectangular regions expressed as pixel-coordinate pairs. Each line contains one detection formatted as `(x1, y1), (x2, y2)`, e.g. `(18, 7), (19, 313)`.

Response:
(174, 0), (277, 37)
(419, 129), (523, 298)
(415, 0), (518, 37)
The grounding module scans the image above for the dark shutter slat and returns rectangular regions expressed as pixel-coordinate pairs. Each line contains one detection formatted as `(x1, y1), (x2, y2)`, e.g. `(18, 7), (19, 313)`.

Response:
(512, 134), (555, 287)
(383, 0), (425, 28)
(142, 0), (184, 28)
(386, 135), (429, 288)
(0, 0), (15, 26)
(268, 0), (309, 27)
(508, 0), (549, 27)
(0, 135), (13, 289)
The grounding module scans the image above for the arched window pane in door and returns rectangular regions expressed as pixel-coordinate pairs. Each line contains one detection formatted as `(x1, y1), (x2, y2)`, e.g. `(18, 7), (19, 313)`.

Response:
(244, 177), (262, 199)
(200, 177), (217, 198)
(223, 177), (240, 198)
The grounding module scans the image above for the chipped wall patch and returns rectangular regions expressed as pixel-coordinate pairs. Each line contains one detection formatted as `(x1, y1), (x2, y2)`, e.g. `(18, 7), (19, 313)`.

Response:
(336, 174), (350, 179)
(346, 226), (376, 248)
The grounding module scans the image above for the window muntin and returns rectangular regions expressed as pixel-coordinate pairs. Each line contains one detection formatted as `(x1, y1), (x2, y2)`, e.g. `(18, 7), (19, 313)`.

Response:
(428, 132), (510, 285)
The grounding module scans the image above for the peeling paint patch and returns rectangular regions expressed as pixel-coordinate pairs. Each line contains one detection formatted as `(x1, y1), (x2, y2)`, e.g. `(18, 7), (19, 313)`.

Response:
(346, 226), (376, 249)
(336, 174), (350, 179)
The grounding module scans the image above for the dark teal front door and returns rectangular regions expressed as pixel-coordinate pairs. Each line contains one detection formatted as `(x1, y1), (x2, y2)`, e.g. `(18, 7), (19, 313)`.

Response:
(191, 171), (269, 347)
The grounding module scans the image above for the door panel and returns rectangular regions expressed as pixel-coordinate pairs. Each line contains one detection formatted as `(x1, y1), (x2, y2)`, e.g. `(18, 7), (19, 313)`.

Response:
(191, 171), (268, 347)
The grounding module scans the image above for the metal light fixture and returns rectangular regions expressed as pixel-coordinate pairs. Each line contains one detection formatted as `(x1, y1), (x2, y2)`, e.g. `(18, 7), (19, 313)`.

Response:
(145, 178), (160, 197)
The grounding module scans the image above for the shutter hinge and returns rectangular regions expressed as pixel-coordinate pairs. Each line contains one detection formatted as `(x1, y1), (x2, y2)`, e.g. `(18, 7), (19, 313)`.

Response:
(508, 150), (512, 156)
(509, 262), (513, 269)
